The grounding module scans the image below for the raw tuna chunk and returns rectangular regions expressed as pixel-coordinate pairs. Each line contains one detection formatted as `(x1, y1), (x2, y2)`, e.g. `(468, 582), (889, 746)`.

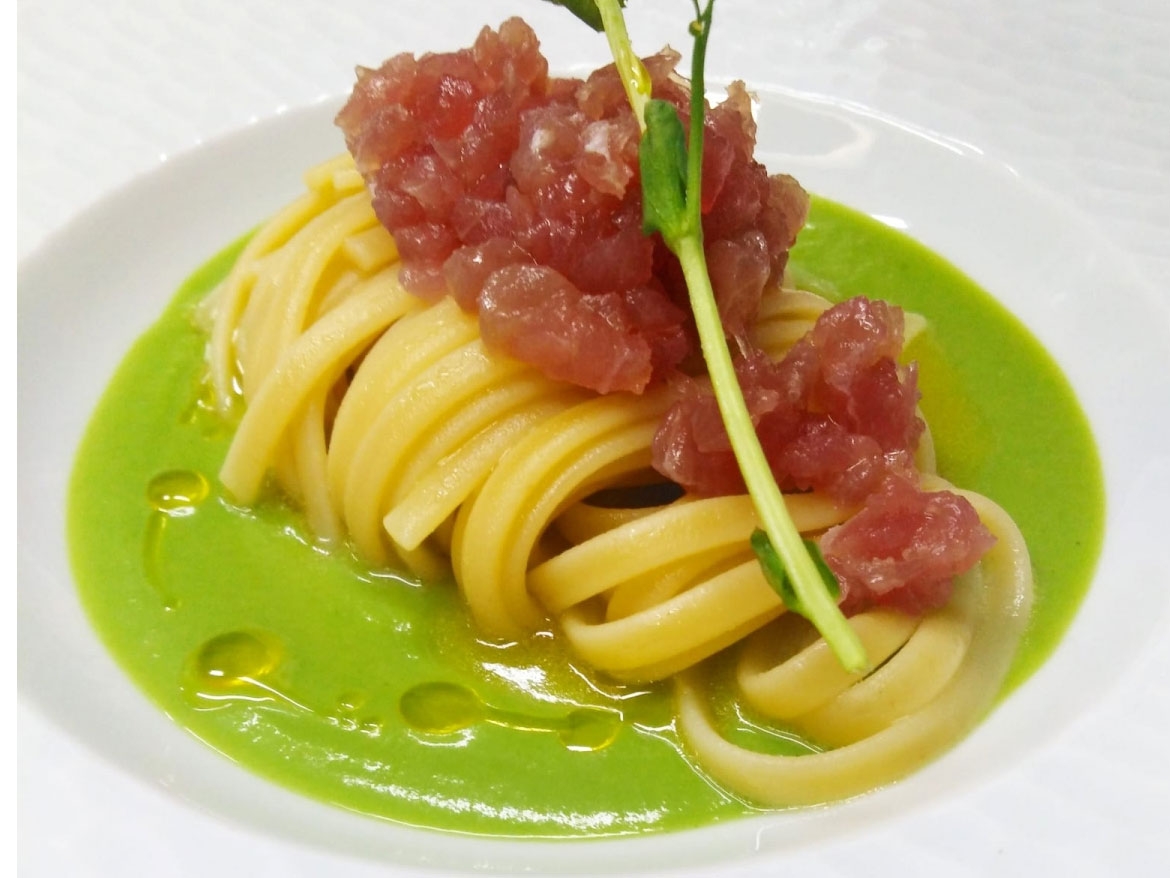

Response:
(336, 18), (807, 392)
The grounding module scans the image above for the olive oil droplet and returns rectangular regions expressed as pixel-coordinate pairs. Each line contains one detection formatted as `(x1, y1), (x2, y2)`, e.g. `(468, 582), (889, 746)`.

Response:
(559, 708), (621, 752)
(143, 469), (211, 610)
(148, 469), (210, 513)
(399, 681), (621, 751)
(400, 682), (484, 734)
(194, 630), (281, 689)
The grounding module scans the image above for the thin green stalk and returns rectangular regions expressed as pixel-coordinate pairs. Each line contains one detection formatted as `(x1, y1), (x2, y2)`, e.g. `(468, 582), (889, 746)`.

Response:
(547, 0), (869, 673)
(675, 237), (867, 672)
(683, 0), (711, 234)
(677, 0), (865, 673)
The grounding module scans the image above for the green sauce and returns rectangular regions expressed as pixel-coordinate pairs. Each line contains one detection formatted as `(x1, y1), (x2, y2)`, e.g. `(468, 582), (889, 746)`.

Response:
(67, 198), (1104, 837)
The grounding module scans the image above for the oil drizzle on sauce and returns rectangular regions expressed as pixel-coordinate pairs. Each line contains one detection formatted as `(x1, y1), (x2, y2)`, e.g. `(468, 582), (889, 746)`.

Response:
(186, 630), (293, 706)
(159, 470), (622, 753)
(182, 630), (621, 752)
(400, 681), (622, 752)
(183, 631), (384, 734)
(143, 469), (210, 610)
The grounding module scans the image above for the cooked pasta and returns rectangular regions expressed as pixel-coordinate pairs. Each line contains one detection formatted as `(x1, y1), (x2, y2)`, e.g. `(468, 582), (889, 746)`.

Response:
(202, 153), (1033, 807)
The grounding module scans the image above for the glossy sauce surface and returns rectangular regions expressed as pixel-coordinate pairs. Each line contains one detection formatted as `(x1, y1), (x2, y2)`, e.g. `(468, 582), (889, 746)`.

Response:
(68, 198), (1104, 836)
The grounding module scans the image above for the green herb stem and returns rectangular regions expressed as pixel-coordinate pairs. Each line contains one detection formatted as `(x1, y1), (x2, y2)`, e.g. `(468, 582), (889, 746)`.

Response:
(550, 0), (869, 674)
(678, 2), (866, 673)
(672, 237), (867, 673)
(683, 0), (712, 235)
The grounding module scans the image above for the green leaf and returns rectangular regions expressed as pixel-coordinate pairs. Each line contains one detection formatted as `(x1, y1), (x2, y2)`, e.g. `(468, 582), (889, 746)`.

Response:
(751, 530), (840, 618)
(639, 99), (690, 243)
(803, 537), (841, 600)
(751, 529), (798, 610)
(539, 0), (614, 32)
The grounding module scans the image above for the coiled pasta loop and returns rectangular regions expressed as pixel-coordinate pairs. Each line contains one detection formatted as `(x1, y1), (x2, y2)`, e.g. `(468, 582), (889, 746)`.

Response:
(675, 486), (1032, 806)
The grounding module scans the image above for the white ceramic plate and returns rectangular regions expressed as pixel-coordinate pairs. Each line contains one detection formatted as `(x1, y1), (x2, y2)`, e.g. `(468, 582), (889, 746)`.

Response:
(18, 1), (1170, 875)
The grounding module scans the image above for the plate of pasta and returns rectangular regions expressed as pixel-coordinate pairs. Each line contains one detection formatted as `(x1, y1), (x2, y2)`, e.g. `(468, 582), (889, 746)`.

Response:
(18, 0), (1170, 875)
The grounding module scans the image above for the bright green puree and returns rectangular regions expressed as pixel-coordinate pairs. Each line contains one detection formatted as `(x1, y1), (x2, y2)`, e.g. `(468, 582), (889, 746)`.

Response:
(69, 198), (1103, 838)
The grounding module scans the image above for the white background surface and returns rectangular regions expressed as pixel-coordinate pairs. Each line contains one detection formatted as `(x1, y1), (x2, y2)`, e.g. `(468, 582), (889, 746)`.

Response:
(18, 1), (1170, 875)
